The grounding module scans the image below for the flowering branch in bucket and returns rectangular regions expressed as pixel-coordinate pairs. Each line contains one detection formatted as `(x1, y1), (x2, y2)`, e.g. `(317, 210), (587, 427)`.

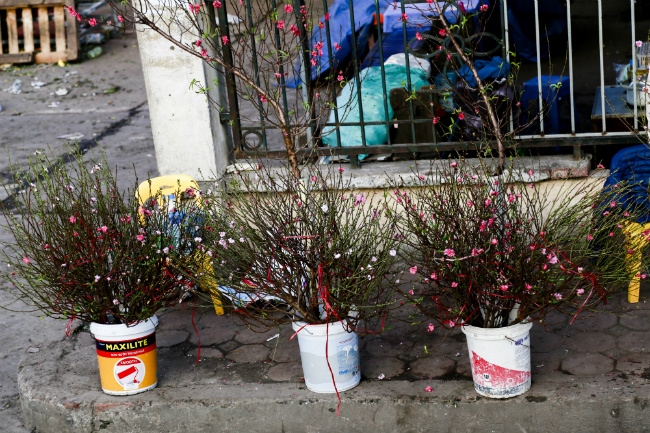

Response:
(0, 148), (203, 325)
(389, 158), (646, 329)
(194, 164), (401, 332)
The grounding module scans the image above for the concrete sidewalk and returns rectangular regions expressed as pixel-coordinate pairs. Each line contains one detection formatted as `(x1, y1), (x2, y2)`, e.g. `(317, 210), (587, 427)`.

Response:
(17, 286), (650, 433)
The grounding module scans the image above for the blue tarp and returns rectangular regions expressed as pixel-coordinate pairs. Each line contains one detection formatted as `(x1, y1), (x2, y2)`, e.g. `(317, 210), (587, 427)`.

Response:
(458, 56), (510, 87)
(603, 145), (650, 224)
(286, 0), (380, 88)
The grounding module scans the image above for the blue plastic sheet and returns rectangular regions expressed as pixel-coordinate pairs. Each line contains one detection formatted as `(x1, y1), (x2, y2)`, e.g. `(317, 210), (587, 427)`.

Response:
(286, 0), (380, 88)
(458, 56), (510, 87)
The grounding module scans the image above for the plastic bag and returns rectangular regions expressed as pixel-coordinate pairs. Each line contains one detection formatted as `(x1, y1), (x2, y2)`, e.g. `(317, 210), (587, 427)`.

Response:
(321, 61), (429, 158)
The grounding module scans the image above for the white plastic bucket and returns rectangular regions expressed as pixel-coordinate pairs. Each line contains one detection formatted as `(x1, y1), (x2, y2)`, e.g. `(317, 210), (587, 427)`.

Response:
(89, 316), (158, 395)
(461, 321), (533, 398)
(291, 320), (360, 393)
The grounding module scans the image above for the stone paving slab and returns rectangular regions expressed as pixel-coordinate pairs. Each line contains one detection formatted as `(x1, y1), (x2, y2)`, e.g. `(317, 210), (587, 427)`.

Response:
(17, 286), (650, 433)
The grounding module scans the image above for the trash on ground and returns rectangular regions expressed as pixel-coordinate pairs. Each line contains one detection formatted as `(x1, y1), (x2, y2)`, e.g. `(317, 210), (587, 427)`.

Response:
(31, 81), (47, 89)
(103, 86), (119, 94)
(57, 60), (66, 67)
(86, 46), (103, 60)
(57, 133), (85, 140)
(54, 88), (69, 96)
(47, 101), (60, 108)
(5, 80), (22, 94)
(80, 33), (107, 46)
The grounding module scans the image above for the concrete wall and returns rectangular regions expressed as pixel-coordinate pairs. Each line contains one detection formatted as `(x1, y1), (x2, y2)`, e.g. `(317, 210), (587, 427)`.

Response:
(136, 8), (231, 181)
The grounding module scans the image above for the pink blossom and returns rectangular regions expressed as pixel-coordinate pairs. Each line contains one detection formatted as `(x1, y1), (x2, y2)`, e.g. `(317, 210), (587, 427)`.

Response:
(213, 0), (221, 7)
(529, 183), (534, 189)
(528, 170), (534, 175)
(338, 167), (345, 173)
(636, 40), (643, 48)
(587, 234), (593, 240)
(195, 39), (202, 47)
(542, 264), (548, 270)
(416, 32), (422, 41)
(553, 293), (562, 300)
(433, 117), (438, 124)
(88, 18), (97, 26)
(409, 289), (415, 295)
(69, 216), (76, 223)
(311, 175), (317, 182)
(597, 163), (605, 169)
(136, 234), (145, 242)
(430, 273), (437, 280)
(466, 200), (473, 207)
(525, 284), (532, 290)
(471, 248), (478, 256)
(221, 36), (229, 44)
(610, 201), (616, 207)
(409, 266), (418, 274)
(324, 12), (330, 20)
(277, 20), (285, 29)
(425, 386), (433, 392)
(118, 15), (124, 22)
(450, 161), (457, 167)
(22, 256), (30, 264)
(484, 199), (491, 207)
(259, 94), (268, 103)
(389, 249), (396, 256)
(490, 190), (498, 196)
(548, 255), (558, 264)
(576, 288), (584, 295)
(427, 323), (435, 332)
(439, 28), (446, 37)
(480, 4), (488, 11)
(491, 239), (498, 245)
(284, 4), (293, 13)
(98, 226), (108, 233)
(458, 112), (465, 120)
(189, 3), (200, 14)
(334, 42), (341, 51)
(337, 73), (344, 81)
(400, 13), (408, 22)
(451, 282), (458, 288)
(500, 285), (509, 291)
(419, 174), (425, 180)
(443, 248), (455, 257)
(201, 49), (208, 58)
(290, 25), (300, 36)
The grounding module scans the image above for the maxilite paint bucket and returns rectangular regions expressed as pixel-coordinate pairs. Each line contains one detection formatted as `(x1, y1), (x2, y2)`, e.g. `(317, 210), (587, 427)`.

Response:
(89, 316), (158, 395)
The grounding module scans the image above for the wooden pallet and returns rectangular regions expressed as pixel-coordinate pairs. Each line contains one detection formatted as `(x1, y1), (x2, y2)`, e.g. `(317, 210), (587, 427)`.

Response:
(0, 0), (78, 64)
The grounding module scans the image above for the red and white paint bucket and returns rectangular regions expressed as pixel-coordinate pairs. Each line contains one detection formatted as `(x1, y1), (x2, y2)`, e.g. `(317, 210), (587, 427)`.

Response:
(89, 316), (158, 396)
(461, 321), (533, 398)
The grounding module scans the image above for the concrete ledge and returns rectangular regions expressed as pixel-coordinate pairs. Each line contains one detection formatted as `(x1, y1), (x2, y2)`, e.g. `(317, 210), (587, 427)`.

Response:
(227, 155), (596, 191)
(18, 287), (650, 433)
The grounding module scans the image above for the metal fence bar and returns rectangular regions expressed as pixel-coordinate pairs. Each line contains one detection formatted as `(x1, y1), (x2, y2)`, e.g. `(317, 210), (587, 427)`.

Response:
(399, 1), (416, 144)
(533, 0), (544, 135)
(501, 0), (514, 134)
(347, 0), (364, 167)
(320, 0), (341, 149)
(244, 0), (268, 149)
(270, 0), (290, 123)
(631, 0), (638, 131)
(374, 0), (392, 146)
(566, 0), (576, 134)
(294, 0), (314, 146)
(216, 1), (242, 154)
(597, 0), (606, 133)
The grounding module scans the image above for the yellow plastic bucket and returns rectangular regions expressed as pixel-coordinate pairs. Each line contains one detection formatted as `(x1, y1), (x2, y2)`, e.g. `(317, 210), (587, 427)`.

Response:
(89, 316), (158, 395)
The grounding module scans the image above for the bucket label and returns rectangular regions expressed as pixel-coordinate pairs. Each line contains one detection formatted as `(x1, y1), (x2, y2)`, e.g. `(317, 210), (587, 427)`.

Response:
(114, 357), (146, 390)
(470, 351), (531, 395)
(336, 337), (360, 378)
(95, 332), (156, 358)
(94, 332), (157, 394)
